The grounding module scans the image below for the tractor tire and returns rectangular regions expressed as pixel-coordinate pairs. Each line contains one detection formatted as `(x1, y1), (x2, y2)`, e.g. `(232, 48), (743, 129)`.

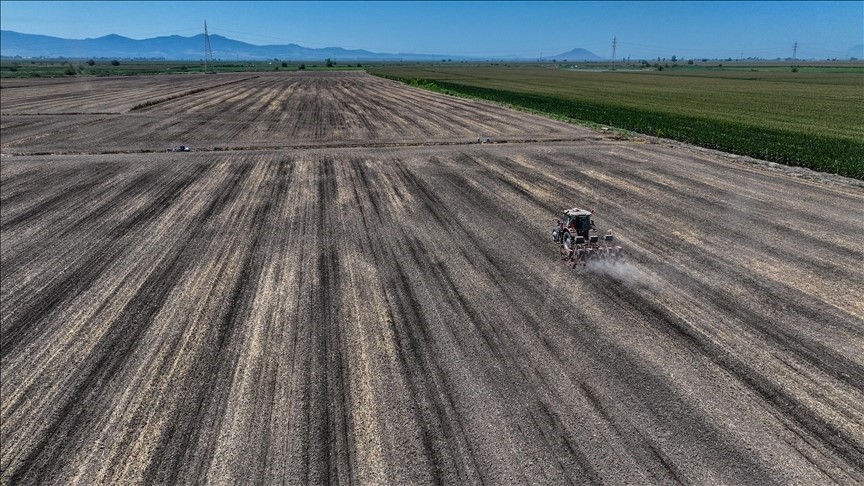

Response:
(562, 232), (574, 251)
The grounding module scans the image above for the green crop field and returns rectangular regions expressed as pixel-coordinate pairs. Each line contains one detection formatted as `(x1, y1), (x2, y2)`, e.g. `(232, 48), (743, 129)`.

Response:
(369, 65), (864, 178)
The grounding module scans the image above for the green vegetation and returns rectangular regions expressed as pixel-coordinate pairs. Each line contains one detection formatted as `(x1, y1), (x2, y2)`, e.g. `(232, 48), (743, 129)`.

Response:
(370, 65), (864, 178)
(0, 59), (362, 78)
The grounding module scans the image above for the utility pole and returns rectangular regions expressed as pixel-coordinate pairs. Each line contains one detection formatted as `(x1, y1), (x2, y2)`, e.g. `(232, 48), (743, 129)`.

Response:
(204, 21), (214, 73)
(611, 36), (617, 66)
(792, 41), (798, 60)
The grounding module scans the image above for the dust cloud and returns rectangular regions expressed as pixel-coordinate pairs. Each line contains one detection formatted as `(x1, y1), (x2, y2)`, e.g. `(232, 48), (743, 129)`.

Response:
(584, 260), (657, 288)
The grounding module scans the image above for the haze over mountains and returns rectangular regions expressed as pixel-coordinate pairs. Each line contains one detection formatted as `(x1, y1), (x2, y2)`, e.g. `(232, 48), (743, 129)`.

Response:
(0, 30), (604, 61)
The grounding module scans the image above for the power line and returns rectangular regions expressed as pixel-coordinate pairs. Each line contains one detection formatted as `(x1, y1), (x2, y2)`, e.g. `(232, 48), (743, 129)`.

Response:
(204, 21), (213, 72)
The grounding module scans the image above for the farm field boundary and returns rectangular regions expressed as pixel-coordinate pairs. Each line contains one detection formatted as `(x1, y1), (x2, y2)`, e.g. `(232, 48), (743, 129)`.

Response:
(371, 71), (864, 179)
(0, 137), (597, 156)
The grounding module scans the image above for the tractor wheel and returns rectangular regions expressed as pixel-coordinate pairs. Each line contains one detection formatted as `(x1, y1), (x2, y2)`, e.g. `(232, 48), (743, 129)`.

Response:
(562, 232), (574, 251)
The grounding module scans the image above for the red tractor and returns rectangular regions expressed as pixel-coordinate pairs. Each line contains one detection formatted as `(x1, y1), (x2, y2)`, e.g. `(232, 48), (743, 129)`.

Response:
(552, 207), (623, 268)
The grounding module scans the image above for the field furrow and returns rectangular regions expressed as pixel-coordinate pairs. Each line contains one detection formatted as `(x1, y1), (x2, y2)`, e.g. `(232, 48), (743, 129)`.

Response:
(1, 71), (862, 485)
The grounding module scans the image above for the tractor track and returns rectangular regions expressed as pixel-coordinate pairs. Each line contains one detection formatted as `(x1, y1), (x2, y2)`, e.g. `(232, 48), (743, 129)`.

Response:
(0, 136), (599, 157)
(1, 71), (862, 485)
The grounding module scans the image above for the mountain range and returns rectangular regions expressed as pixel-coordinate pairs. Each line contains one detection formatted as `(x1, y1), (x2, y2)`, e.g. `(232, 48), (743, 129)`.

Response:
(0, 30), (605, 61)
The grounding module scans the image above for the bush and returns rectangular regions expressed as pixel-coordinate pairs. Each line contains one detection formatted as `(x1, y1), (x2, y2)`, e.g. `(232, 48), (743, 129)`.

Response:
(298, 64), (306, 70)
(111, 60), (120, 66)
(87, 59), (95, 66)
(281, 61), (288, 67)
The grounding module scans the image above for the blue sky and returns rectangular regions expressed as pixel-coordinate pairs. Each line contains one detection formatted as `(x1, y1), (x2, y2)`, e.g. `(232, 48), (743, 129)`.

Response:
(1, 1), (861, 59)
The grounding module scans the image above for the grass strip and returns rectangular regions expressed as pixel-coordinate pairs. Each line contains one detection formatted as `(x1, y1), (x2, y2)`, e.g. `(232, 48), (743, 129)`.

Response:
(376, 74), (864, 180)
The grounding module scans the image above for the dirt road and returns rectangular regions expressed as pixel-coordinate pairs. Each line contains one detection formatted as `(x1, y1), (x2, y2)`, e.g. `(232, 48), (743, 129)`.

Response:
(2, 72), (862, 484)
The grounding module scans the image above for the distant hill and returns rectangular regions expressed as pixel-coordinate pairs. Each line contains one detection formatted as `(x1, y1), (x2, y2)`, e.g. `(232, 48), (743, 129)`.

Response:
(545, 48), (604, 61)
(0, 30), (455, 61)
(1, 30), (609, 62)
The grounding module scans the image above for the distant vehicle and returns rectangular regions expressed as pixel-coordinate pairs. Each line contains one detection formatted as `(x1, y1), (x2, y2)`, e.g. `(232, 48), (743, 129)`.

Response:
(552, 207), (623, 268)
(167, 145), (191, 152)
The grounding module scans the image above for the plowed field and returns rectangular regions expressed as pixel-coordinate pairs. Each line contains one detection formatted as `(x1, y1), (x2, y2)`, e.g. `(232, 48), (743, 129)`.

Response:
(2, 71), (862, 484)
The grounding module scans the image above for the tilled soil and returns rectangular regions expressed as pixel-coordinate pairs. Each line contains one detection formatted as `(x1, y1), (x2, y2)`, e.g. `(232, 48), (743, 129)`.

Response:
(1, 72), (862, 485)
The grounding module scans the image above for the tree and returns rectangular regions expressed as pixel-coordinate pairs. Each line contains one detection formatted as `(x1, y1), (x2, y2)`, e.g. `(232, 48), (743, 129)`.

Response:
(111, 60), (120, 66)
(325, 58), (333, 67)
(671, 55), (677, 62)
(281, 61), (288, 67)
(298, 64), (306, 70)
(87, 59), (95, 66)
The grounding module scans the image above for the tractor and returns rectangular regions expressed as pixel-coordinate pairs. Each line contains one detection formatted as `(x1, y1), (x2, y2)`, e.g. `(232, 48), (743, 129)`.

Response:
(552, 207), (623, 268)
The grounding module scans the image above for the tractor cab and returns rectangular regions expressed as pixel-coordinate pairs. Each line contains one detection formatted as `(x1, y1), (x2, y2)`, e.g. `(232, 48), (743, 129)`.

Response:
(561, 208), (594, 238)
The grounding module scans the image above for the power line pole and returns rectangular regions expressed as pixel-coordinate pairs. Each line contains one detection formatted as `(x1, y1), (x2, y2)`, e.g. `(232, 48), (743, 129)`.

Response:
(611, 36), (617, 65)
(792, 41), (798, 60)
(204, 21), (213, 73)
